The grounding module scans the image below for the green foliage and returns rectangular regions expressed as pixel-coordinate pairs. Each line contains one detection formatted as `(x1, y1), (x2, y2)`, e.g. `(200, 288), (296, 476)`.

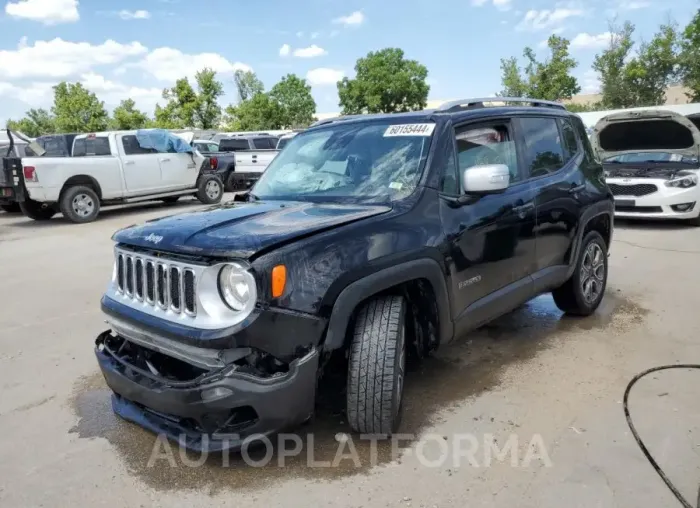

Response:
(223, 93), (283, 131)
(337, 48), (430, 114)
(679, 9), (700, 101)
(194, 68), (224, 129)
(269, 74), (316, 128)
(6, 108), (56, 137)
(110, 99), (149, 130)
(564, 102), (603, 113)
(233, 70), (265, 103)
(499, 35), (580, 101)
(52, 82), (109, 133)
(592, 22), (637, 109)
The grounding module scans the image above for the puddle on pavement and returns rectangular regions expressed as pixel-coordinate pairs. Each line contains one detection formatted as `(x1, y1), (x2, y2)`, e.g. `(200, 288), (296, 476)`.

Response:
(70, 291), (647, 493)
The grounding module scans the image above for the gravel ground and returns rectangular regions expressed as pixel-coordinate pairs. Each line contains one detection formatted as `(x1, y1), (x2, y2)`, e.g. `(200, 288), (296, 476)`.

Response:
(1, 197), (699, 508)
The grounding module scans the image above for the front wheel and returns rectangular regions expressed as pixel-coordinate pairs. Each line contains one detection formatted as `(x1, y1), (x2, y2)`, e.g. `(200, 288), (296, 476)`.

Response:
(59, 185), (100, 223)
(196, 175), (223, 204)
(552, 230), (608, 316)
(346, 295), (407, 435)
(20, 199), (57, 221)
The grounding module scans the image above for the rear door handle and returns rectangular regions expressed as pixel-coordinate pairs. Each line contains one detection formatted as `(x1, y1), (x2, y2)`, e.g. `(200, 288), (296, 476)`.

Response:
(159, 158), (171, 162)
(569, 184), (586, 194)
(123, 160), (135, 165)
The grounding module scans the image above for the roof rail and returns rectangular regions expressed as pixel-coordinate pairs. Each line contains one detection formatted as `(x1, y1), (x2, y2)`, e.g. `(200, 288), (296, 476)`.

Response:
(437, 97), (566, 112)
(310, 114), (368, 127)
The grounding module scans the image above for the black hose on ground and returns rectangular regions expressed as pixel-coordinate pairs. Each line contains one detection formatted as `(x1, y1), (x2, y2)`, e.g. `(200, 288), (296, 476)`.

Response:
(623, 364), (700, 508)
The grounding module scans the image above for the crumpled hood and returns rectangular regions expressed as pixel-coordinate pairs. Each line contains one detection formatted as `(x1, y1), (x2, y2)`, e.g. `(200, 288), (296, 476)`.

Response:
(591, 109), (700, 161)
(112, 200), (392, 258)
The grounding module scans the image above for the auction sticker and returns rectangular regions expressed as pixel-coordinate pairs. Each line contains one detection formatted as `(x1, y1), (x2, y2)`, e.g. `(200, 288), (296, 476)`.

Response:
(384, 123), (435, 137)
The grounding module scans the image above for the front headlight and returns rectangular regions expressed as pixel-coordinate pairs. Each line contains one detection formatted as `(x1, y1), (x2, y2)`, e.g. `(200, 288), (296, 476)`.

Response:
(218, 263), (257, 313)
(665, 174), (698, 188)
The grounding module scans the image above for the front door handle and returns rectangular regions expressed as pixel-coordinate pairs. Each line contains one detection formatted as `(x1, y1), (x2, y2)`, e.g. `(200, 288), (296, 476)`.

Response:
(159, 158), (171, 163)
(513, 202), (534, 218)
(123, 160), (135, 165)
(569, 184), (586, 194)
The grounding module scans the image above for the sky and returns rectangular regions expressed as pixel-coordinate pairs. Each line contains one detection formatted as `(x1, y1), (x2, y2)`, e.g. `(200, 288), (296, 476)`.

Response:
(0, 0), (698, 127)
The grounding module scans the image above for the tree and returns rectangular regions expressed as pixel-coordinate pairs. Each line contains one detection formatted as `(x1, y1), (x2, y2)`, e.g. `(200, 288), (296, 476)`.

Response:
(337, 48), (430, 114)
(223, 93), (283, 131)
(233, 70), (264, 103)
(110, 99), (149, 130)
(679, 9), (700, 101)
(269, 74), (316, 128)
(498, 36), (580, 101)
(592, 22), (636, 109)
(194, 68), (224, 129)
(6, 108), (55, 137)
(623, 22), (679, 106)
(156, 78), (198, 129)
(52, 82), (109, 133)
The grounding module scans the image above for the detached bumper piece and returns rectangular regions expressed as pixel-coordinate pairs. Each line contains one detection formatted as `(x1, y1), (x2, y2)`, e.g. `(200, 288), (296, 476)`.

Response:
(95, 331), (318, 452)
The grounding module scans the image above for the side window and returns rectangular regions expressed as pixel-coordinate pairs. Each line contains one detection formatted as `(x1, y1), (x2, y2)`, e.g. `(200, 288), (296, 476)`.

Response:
(121, 135), (156, 155)
(455, 123), (519, 184)
(73, 137), (112, 157)
(560, 118), (579, 162)
(208, 143), (219, 152)
(252, 137), (272, 149)
(518, 117), (565, 178)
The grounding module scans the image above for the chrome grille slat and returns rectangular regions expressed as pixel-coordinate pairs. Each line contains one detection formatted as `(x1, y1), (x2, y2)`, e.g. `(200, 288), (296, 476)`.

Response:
(113, 248), (198, 318)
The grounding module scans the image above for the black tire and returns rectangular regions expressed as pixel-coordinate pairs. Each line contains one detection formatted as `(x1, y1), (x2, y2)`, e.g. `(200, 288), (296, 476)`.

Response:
(59, 185), (100, 223)
(196, 175), (223, 204)
(1, 203), (20, 213)
(161, 196), (180, 204)
(19, 199), (57, 221)
(346, 295), (407, 435)
(226, 171), (248, 192)
(552, 230), (608, 316)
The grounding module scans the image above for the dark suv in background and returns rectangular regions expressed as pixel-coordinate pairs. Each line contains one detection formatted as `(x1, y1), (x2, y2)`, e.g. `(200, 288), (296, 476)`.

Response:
(94, 97), (614, 451)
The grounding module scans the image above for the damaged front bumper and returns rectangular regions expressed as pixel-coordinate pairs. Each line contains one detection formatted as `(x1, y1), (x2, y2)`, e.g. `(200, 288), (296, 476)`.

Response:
(95, 331), (319, 452)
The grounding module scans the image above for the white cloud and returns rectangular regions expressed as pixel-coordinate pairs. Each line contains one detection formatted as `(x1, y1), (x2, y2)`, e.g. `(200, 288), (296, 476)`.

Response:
(472, 0), (511, 11)
(293, 45), (327, 58)
(80, 73), (162, 110)
(0, 38), (148, 79)
(618, 0), (649, 9)
(580, 69), (601, 94)
(310, 32), (320, 39)
(279, 43), (291, 57)
(118, 10), (151, 20)
(571, 32), (614, 49)
(296, 31), (304, 38)
(0, 81), (54, 105)
(516, 7), (584, 31)
(5, 0), (79, 25)
(306, 68), (344, 86)
(126, 47), (252, 82)
(332, 10), (365, 26)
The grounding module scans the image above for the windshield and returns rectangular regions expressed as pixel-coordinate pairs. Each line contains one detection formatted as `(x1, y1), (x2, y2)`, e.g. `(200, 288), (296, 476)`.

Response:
(252, 121), (434, 202)
(276, 137), (293, 150)
(604, 152), (699, 164)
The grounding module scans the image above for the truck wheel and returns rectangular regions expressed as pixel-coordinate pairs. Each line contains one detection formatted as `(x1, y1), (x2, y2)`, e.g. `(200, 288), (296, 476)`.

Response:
(197, 175), (223, 204)
(59, 185), (100, 223)
(1, 203), (20, 213)
(552, 231), (608, 316)
(226, 172), (248, 192)
(19, 199), (56, 221)
(346, 295), (407, 435)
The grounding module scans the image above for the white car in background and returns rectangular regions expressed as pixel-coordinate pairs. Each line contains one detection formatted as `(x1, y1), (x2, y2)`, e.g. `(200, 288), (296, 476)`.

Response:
(591, 109), (700, 226)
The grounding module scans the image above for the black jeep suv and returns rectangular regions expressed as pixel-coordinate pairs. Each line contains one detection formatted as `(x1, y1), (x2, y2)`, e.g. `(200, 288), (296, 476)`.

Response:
(95, 98), (614, 451)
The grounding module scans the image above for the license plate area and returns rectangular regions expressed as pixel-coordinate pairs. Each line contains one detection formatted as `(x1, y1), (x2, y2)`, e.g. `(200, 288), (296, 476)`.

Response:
(615, 199), (635, 208)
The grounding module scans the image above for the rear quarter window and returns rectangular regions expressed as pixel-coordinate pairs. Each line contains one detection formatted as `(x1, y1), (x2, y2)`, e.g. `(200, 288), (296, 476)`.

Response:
(73, 137), (112, 157)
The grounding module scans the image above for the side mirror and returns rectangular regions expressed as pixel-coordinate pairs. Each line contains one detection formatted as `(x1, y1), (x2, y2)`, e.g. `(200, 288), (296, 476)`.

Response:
(462, 164), (510, 194)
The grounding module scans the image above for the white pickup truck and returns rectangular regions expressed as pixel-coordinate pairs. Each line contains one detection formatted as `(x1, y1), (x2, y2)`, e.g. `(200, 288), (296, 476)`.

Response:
(216, 135), (280, 190)
(17, 130), (224, 223)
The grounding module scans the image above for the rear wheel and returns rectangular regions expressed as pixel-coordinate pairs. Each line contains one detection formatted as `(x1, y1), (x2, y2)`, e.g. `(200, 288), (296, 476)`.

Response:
(196, 175), (223, 204)
(59, 185), (100, 223)
(19, 199), (57, 221)
(1, 203), (20, 213)
(346, 295), (407, 435)
(552, 231), (608, 316)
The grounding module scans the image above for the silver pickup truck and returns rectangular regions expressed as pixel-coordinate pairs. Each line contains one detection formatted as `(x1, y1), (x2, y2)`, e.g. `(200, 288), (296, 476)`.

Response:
(213, 135), (280, 191)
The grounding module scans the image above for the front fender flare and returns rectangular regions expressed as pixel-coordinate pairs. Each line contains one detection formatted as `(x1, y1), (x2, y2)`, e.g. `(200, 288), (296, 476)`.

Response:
(323, 258), (454, 352)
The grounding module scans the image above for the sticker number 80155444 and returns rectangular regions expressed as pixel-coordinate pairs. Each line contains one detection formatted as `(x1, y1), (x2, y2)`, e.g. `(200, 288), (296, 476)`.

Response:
(383, 123), (436, 137)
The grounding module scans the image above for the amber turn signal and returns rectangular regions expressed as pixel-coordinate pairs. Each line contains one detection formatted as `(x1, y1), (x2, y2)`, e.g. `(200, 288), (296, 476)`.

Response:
(271, 265), (287, 298)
